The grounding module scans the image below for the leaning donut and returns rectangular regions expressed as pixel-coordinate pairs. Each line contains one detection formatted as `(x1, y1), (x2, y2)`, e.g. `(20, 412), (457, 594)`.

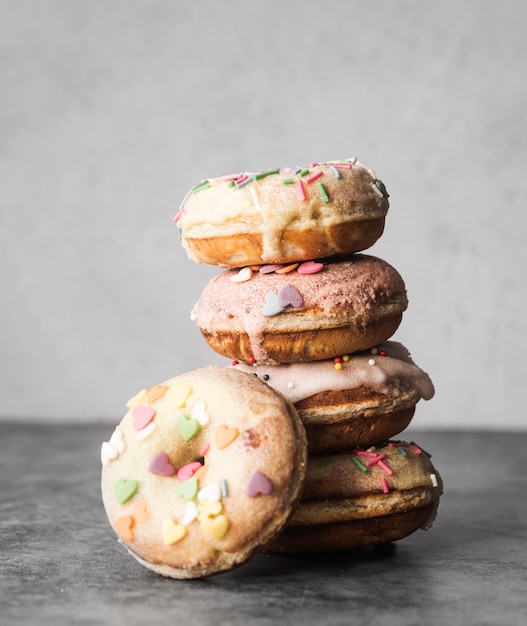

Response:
(101, 367), (307, 579)
(175, 159), (389, 267)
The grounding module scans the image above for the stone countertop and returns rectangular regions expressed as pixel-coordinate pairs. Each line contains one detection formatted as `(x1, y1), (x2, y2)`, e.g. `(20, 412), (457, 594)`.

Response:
(1, 424), (526, 626)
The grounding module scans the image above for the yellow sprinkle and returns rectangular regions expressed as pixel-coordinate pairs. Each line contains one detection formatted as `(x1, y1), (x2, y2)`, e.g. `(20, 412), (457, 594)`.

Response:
(342, 354), (350, 362)
(126, 389), (147, 409)
(334, 362), (343, 371)
(167, 383), (193, 408)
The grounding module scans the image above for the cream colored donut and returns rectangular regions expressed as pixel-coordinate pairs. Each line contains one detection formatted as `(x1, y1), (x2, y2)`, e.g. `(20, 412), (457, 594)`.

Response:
(191, 255), (408, 365)
(232, 341), (435, 453)
(101, 367), (307, 579)
(175, 158), (389, 267)
(269, 439), (443, 553)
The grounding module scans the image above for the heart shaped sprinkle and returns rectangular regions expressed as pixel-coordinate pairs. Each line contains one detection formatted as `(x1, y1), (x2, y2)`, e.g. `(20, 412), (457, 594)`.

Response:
(191, 400), (209, 426)
(148, 452), (176, 476)
(198, 500), (223, 520)
(177, 414), (200, 442)
(297, 261), (324, 275)
(230, 267), (252, 283)
(193, 465), (209, 483)
(101, 441), (118, 466)
(260, 264), (284, 274)
(176, 461), (202, 481)
(114, 479), (139, 504)
(245, 470), (273, 497)
(109, 427), (125, 453)
(278, 283), (304, 308)
(175, 477), (199, 500)
(136, 422), (156, 441)
(200, 514), (229, 540)
(115, 515), (135, 541)
(215, 425), (239, 450)
(130, 500), (150, 524)
(126, 389), (147, 409)
(162, 519), (188, 545)
(132, 406), (156, 431)
(274, 263), (299, 274)
(167, 383), (193, 409)
(146, 384), (168, 404)
(197, 481), (222, 503)
(262, 292), (286, 317)
(180, 501), (199, 526)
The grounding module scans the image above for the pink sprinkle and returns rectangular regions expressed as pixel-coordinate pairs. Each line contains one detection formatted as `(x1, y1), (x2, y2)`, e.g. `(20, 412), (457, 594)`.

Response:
(413, 444), (422, 455)
(357, 451), (378, 458)
(260, 264), (285, 274)
(235, 175), (249, 186)
(378, 460), (394, 476)
(200, 444), (210, 457)
(173, 209), (185, 223)
(305, 170), (323, 184)
(218, 173), (242, 182)
(365, 453), (388, 467)
(333, 163), (353, 170)
(297, 261), (324, 275)
(296, 179), (306, 201)
(381, 477), (389, 493)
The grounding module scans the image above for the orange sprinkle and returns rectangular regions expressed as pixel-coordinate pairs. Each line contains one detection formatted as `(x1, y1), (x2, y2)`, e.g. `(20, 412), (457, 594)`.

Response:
(275, 263), (299, 274)
(115, 515), (135, 541)
(146, 384), (169, 404)
(193, 465), (209, 483)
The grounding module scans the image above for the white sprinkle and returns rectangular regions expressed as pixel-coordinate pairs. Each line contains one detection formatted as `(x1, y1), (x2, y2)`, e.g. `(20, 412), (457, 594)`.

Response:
(371, 181), (384, 198)
(220, 479), (228, 497)
(190, 311), (197, 321)
(368, 359), (376, 366)
(430, 473), (439, 488)
(136, 422), (156, 441)
(329, 165), (340, 179)
(287, 381), (294, 389)
(230, 266), (252, 283)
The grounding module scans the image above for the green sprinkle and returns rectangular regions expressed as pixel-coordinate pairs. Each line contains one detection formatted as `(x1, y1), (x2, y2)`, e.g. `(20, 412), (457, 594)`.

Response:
(316, 456), (335, 467)
(254, 169), (280, 180)
(299, 168), (310, 177)
(318, 182), (330, 203)
(282, 178), (295, 185)
(228, 180), (235, 187)
(352, 457), (368, 472)
(192, 180), (210, 193)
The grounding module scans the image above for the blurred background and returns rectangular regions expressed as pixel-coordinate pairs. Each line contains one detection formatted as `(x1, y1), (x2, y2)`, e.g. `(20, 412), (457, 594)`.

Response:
(1, 0), (526, 429)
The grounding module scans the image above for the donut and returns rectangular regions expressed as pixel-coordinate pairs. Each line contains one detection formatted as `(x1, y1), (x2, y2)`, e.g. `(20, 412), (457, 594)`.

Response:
(232, 341), (434, 453)
(269, 440), (442, 553)
(191, 255), (408, 365)
(174, 158), (389, 267)
(100, 367), (307, 578)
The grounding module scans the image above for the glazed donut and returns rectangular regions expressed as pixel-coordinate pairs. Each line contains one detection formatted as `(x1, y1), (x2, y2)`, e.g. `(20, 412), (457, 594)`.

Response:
(175, 158), (389, 267)
(232, 341), (434, 453)
(269, 440), (442, 553)
(191, 255), (408, 365)
(100, 367), (307, 578)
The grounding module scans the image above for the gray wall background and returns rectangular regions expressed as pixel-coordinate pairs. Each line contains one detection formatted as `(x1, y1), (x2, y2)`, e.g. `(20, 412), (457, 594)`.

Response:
(2, 0), (526, 429)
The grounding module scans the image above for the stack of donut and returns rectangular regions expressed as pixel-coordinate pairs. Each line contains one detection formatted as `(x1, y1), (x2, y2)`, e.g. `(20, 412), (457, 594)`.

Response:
(101, 158), (442, 579)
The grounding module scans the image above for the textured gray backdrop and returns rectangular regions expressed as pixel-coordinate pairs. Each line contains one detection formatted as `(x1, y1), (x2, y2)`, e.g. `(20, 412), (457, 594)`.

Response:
(1, 0), (526, 429)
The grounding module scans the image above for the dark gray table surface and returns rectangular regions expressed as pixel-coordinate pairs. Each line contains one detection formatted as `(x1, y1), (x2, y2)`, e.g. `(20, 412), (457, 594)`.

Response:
(1, 424), (526, 626)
